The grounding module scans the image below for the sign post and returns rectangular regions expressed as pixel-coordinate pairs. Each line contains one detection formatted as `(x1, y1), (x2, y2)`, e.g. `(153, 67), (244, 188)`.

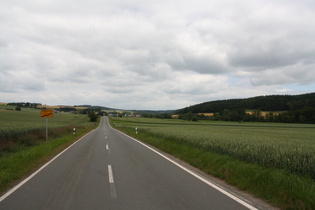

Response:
(40, 109), (53, 140)
(46, 118), (48, 141)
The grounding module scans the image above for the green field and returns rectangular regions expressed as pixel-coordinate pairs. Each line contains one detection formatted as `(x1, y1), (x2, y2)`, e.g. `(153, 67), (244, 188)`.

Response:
(110, 117), (315, 178)
(110, 117), (315, 209)
(0, 110), (89, 129)
(0, 108), (90, 129)
(0, 107), (97, 155)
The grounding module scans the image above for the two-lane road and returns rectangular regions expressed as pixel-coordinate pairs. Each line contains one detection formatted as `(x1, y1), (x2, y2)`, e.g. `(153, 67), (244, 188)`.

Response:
(0, 117), (259, 209)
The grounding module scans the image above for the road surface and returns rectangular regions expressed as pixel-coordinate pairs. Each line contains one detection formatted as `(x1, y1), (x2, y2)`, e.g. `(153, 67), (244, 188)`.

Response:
(0, 117), (260, 210)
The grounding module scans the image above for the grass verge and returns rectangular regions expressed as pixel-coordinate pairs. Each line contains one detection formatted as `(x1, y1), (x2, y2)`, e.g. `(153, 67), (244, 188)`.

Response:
(0, 126), (95, 194)
(113, 126), (315, 210)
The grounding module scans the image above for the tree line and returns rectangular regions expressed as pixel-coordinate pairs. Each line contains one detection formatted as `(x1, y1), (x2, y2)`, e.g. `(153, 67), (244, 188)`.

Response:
(7, 102), (42, 108)
(175, 93), (315, 123)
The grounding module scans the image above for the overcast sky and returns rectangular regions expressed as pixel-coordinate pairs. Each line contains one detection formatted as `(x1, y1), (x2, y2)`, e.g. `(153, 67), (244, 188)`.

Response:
(1, 0), (315, 110)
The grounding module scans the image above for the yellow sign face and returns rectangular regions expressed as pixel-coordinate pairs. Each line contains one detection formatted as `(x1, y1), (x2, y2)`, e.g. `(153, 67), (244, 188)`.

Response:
(40, 109), (53, 118)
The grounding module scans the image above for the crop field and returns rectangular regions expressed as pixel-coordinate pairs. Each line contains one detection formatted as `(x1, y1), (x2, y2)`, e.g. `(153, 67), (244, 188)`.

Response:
(111, 117), (315, 180)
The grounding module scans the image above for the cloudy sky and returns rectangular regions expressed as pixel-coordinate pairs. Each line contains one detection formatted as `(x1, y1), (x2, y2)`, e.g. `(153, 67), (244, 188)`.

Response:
(1, 0), (315, 110)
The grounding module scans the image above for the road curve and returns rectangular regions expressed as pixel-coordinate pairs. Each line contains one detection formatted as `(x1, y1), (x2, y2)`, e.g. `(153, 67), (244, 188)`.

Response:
(0, 116), (259, 210)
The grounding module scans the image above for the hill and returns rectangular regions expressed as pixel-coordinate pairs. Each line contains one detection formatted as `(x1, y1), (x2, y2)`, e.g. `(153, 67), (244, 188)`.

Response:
(175, 93), (315, 123)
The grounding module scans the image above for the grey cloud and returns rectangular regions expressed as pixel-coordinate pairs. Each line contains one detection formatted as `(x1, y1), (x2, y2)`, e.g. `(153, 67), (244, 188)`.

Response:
(0, 71), (45, 93)
(224, 2), (315, 72)
(1, 0), (315, 109)
(228, 38), (315, 71)
(167, 53), (228, 74)
(250, 63), (315, 86)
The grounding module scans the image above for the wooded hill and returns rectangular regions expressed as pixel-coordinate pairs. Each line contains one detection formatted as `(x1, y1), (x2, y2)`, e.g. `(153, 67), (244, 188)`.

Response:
(175, 93), (315, 123)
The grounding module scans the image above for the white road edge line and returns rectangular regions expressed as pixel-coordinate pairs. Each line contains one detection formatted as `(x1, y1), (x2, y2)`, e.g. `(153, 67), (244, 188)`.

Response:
(107, 118), (258, 210)
(0, 131), (94, 203)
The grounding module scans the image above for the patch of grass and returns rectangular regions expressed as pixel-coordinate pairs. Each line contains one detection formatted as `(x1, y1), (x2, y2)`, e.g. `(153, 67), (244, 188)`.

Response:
(110, 117), (315, 210)
(0, 108), (93, 153)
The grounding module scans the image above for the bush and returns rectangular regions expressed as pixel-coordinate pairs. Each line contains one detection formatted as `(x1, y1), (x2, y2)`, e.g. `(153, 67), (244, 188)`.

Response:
(88, 112), (99, 122)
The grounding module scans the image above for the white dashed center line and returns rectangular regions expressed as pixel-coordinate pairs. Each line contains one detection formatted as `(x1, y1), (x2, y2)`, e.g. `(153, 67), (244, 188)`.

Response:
(108, 165), (117, 199)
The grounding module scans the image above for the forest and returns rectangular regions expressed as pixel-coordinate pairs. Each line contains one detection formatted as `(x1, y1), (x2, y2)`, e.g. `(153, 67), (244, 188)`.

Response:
(175, 93), (315, 123)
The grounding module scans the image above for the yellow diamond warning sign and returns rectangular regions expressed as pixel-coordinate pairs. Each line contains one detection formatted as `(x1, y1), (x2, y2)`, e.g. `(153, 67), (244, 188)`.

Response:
(40, 109), (53, 118)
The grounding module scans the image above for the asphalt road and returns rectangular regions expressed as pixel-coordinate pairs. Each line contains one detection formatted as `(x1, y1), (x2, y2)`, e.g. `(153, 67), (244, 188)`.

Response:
(0, 116), (258, 210)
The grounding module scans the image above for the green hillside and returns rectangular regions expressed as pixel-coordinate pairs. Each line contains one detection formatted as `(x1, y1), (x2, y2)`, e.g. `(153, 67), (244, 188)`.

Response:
(175, 93), (315, 123)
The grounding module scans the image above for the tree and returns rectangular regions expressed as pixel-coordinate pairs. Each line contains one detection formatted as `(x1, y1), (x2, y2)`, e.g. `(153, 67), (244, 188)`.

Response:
(229, 111), (241, 121)
(15, 106), (21, 111)
(265, 113), (275, 122)
(88, 111), (99, 122)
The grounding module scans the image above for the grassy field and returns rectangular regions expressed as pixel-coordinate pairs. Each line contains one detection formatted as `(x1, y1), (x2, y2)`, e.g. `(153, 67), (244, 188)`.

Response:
(110, 117), (315, 209)
(0, 107), (91, 129)
(0, 108), (92, 148)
